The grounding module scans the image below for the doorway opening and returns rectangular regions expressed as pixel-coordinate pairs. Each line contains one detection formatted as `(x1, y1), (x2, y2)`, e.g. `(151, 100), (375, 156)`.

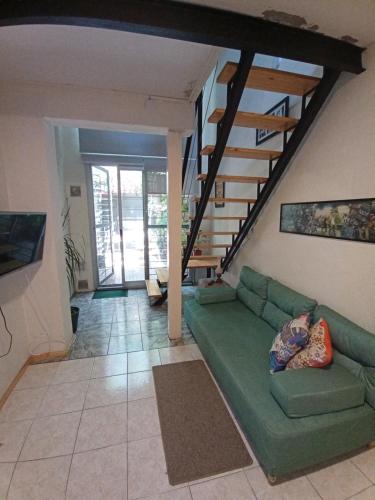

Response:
(90, 165), (167, 289)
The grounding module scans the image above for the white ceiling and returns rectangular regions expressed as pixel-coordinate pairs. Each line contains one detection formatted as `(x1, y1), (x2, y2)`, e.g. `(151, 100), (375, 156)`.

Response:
(179, 0), (375, 47)
(0, 25), (219, 101)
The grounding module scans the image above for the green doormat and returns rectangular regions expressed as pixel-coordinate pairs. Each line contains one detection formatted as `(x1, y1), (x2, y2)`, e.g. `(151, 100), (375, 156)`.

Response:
(93, 289), (128, 299)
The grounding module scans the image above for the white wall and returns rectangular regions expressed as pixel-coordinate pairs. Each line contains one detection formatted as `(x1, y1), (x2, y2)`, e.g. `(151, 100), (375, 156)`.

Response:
(224, 45), (375, 333)
(56, 127), (95, 291)
(0, 116), (73, 396)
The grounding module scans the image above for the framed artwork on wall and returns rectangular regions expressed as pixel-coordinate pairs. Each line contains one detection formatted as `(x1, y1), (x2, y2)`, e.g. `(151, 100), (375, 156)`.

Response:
(256, 96), (289, 146)
(215, 181), (225, 208)
(280, 198), (375, 243)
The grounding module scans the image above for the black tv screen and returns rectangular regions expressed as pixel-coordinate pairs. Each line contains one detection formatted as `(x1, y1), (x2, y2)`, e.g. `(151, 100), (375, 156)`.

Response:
(0, 212), (47, 277)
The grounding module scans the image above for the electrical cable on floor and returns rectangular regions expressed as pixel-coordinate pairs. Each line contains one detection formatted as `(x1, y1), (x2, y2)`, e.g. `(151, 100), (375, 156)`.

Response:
(0, 304), (13, 358)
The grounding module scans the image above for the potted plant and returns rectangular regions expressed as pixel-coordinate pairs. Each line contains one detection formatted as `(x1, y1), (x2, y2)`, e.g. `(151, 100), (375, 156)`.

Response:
(62, 206), (84, 333)
(193, 230), (209, 256)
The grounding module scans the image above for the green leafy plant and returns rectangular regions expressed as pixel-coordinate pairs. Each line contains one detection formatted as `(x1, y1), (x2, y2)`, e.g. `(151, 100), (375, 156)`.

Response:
(62, 206), (84, 293)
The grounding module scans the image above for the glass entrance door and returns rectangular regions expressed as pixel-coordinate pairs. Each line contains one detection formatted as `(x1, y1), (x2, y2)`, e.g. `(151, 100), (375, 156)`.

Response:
(119, 169), (146, 284)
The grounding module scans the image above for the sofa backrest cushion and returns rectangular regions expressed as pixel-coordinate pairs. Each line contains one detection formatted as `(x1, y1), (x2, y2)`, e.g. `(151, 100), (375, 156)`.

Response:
(236, 266), (269, 317)
(314, 305), (375, 368)
(262, 279), (317, 331)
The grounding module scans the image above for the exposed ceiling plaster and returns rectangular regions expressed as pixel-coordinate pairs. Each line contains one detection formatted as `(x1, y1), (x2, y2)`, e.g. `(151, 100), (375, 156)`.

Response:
(0, 25), (219, 101)
(176, 0), (375, 47)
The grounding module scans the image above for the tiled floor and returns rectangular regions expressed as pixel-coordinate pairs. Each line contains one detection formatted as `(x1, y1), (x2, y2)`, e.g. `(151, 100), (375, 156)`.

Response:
(67, 288), (196, 360)
(1, 289), (375, 499)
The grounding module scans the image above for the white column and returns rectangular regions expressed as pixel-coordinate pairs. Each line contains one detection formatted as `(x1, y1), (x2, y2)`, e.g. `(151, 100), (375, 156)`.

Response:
(167, 130), (182, 340)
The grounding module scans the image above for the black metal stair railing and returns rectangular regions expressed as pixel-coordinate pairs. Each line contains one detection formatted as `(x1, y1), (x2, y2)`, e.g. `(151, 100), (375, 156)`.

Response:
(222, 67), (341, 272)
(182, 49), (255, 277)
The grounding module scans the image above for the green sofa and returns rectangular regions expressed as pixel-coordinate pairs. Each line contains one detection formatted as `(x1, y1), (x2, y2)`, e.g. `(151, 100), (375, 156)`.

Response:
(184, 266), (375, 479)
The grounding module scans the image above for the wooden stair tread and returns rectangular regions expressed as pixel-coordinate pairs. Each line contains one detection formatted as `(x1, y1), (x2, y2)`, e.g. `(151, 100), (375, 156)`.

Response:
(193, 196), (256, 204)
(156, 268), (169, 285)
(218, 63), (320, 96)
(145, 279), (162, 298)
(194, 244), (231, 248)
(188, 258), (220, 269)
(189, 254), (224, 259)
(197, 173), (268, 184)
(201, 145), (281, 161)
(195, 231), (238, 236)
(208, 108), (298, 132)
(189, 215), (247, 221)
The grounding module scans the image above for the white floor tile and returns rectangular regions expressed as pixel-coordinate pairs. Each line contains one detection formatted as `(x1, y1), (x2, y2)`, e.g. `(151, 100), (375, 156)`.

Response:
(0, 420), (32, 462)
(128, 397), (160, 441)
(128, 436), (182, 499)
(352, 448), (375, 482)
(8, 455), (71, 500)
(128, 371), (156, 401)
(38, 380), (89, 417)
(66, 444), (127, 500)
(84, 374), (127, 409)
(75, 403), (127, 453)
(142, 489), (192, 500)
(16, 363), (58, 390)
(128, 349), (161, 373)
(19, 412), (81, 461)
(190, 471), (255, 500)
(91, 353), (127, 378)
(51, 358), (94, 384)
(159, 345), (196, 365)
(350, 486), (375, 499)
(308, 459), (371, 500)
(0, 462), (15, 498)
(0, 387), (47, 422)
(245, 466), (320, 500)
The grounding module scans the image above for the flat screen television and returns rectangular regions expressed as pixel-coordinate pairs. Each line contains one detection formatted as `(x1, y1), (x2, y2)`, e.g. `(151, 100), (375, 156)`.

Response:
(0, 212), (47, 278)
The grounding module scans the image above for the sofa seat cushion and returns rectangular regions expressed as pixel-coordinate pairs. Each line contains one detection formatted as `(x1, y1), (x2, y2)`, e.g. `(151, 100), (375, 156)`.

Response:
(270, 364), (365, 418)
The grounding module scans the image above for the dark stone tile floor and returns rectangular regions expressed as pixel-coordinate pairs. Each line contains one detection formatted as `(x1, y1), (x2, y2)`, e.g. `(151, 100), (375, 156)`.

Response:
(68, 287), (196, 360)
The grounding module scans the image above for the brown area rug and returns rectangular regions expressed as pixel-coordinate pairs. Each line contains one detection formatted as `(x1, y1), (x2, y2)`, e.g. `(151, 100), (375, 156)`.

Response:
(152, 360), (252, 485)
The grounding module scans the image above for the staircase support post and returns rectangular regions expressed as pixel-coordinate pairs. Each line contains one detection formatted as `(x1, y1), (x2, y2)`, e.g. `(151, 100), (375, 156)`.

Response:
(182, 49), (255, 275)
(167, 130), (183, 339)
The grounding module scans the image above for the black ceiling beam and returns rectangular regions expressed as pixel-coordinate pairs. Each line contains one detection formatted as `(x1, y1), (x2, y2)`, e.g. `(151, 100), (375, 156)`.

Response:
(0, 0), (364, 74)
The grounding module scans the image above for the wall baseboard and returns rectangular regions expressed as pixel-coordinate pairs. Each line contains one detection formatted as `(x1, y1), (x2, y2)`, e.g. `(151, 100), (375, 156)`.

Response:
(0, 348), (70, 410)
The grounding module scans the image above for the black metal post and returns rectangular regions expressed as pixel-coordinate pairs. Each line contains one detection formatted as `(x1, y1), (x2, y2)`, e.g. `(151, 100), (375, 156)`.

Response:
(182, 49), (255, 276)
(196, 92), (203, 177)
(182, 134), (192, 188)
(222, 67), (341, 271)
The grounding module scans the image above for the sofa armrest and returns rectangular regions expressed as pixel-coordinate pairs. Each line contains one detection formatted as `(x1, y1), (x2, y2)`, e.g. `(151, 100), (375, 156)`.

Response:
(195, 286), (237, 305)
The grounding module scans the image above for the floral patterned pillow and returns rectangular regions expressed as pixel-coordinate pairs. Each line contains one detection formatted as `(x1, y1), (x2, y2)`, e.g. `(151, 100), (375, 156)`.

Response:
(269, 313), (311, 373)
(286, 318), (333, 370)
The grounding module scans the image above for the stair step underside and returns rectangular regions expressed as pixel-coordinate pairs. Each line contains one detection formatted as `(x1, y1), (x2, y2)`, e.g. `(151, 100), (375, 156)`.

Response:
(190, 254), (224, 259)
(188, 258), (221, 269)
(156, 268), (169, 285)
(193, 196), (256, 204)
(189, 215), (247, 220)
(197, 173), (268, 184)
(194, 244), (231, 248)
(208, 108), (298, 132)
(193, 231), (238, 236)
(217, 63), (321, 96)
(201, 145), (281, 161)
(145, 279), (162, 298)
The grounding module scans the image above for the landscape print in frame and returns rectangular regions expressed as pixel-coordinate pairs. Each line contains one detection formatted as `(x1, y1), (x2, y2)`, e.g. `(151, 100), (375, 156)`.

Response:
(280, 198), (375, 243)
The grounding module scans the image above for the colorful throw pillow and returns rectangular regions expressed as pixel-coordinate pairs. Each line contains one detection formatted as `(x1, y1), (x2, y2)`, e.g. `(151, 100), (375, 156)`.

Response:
(269, 313), (310, 373)
(286, 318), (333, 370)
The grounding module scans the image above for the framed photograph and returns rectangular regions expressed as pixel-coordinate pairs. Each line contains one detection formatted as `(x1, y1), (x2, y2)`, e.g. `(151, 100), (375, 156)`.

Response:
(256, 96), (289, 146)
(215, 181), (225, 208)
(70, 185), (82, 197)
(280, 198), (375, 243)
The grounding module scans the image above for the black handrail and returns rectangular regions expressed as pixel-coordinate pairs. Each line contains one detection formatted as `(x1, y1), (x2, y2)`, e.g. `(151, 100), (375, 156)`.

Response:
(182, 49), (255, 276)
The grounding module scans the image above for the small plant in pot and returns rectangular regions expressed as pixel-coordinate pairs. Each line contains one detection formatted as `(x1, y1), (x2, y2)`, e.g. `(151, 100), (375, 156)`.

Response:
(193, 230), (209, 256)
(62, 206), (84, 333)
